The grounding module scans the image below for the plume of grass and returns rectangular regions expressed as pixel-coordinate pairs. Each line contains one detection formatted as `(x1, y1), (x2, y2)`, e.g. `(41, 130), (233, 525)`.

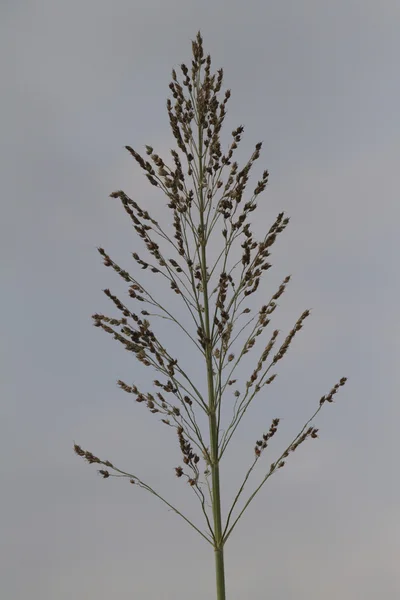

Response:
(74, 32), (347, 600)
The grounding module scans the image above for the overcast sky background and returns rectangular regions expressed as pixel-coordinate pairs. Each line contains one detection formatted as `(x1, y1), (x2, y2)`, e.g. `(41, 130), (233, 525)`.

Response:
(1, 1), (399, 599)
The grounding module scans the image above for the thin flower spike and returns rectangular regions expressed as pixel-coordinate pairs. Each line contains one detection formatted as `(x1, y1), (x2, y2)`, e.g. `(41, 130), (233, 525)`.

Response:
(73, 443), (215, 545)
(75, 31), (348, 600)
(222, 377), (348, 544)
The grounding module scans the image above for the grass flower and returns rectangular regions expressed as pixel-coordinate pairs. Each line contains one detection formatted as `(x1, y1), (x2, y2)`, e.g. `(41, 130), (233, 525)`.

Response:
(75, 32), (347, 600)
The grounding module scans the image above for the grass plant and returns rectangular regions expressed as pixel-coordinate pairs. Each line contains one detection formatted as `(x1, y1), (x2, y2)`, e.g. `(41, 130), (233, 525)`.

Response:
(74, 32), (347, 600)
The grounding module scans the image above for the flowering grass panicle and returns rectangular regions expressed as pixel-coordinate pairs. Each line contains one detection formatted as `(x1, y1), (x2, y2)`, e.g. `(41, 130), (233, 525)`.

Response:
(74, 32), (347, 600)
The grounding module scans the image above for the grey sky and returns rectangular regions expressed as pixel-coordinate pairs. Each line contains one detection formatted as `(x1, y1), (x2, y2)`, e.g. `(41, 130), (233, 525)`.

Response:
(1, 1), (399, 598)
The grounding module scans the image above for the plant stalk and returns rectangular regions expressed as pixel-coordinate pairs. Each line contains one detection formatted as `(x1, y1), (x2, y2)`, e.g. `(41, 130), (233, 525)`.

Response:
(209, 409), (227, 600)
(197, 98), (227, 600)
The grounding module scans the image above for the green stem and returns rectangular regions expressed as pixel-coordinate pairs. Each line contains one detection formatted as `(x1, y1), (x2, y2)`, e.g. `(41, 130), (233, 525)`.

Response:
(209, 410), (227, 599)
(197, 79), (227, 599)
(214, 542), (226, 600)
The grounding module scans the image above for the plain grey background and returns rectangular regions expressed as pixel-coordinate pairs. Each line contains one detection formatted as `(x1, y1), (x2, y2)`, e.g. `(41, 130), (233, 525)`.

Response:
(1, 1), (399, 598)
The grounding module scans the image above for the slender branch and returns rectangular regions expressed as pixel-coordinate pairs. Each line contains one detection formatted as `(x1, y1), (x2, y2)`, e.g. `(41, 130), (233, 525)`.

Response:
(74, 445), (214, 545)
(222, 455), (258, 540)
(222, 389), (339, 544)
